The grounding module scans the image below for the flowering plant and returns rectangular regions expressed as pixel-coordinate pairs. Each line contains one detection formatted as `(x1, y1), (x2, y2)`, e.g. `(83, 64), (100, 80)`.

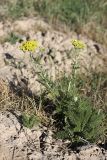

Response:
(19, 40), (39, 52)
(71, 39), (85, 49)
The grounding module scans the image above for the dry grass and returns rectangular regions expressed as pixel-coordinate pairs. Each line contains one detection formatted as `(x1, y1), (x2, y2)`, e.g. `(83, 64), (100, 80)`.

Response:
(0, 79), (12, 110)
(0, 79), (49, 125)
(82, 22), (107, 46)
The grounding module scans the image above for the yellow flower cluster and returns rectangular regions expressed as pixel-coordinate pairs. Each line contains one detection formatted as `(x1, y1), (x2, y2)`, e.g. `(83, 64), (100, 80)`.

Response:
(20, 40), (39, 52)
(71, 40), (85, 49)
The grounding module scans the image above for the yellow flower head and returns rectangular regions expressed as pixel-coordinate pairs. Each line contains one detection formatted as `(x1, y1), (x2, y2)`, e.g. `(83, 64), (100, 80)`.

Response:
(20, 40), (39, 52)
(71, 39), (85, 49)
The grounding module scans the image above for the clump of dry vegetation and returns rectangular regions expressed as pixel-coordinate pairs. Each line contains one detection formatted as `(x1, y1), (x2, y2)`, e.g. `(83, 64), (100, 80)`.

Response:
(0, 78), (48, 128)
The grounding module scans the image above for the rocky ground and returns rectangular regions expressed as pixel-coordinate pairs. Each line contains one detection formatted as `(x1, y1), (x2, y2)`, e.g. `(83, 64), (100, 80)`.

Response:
(0, 17), (107, 160)
(0, 111), (107, 160)
(0, 17), (107, 94)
